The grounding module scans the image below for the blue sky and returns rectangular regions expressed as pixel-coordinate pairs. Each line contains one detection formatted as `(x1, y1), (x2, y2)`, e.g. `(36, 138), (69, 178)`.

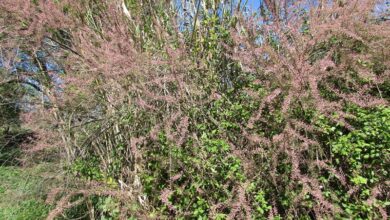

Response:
(246, 0), (261, 11)
(245, 0), (390, 14)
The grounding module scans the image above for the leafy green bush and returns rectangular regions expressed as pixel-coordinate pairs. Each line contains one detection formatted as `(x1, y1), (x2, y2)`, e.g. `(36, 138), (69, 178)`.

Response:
(331, 106), (389, 185)
(142, 133), (246, 218)
(316, 106), (390, 219)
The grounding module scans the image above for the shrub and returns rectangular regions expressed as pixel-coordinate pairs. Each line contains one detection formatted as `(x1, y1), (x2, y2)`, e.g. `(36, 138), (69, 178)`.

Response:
(1, 0), (389, 219)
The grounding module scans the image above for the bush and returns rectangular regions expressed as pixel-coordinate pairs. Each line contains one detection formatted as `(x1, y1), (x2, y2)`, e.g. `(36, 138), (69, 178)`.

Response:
(1, 0), (389, 219)
(329, 106), (389, 218)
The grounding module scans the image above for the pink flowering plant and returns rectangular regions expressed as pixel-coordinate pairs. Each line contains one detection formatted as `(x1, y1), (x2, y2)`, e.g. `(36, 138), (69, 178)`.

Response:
(1, 0), (389, 219)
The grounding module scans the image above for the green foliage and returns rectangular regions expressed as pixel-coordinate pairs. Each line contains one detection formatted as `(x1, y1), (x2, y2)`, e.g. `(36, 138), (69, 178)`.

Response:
(331, 106), (389, 185)
(142, 133), (246, 218)
(71, 157), (104, 180)
(316, 106), (390, 219)
(96, 196), (121, 220)
(247, 183), (272, 218)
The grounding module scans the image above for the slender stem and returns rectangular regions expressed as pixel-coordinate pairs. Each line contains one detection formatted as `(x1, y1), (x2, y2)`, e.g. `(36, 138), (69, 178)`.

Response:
(191, 0), (202, 45)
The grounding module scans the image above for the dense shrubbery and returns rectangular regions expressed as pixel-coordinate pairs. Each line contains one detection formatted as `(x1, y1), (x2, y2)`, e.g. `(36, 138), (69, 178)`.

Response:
(315, 106), (390, 219)
(1, 0), (389, 219)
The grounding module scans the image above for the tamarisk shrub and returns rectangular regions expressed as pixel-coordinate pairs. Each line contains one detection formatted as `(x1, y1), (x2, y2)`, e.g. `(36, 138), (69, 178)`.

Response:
(1, 0), (389, 219)
(229, 0), (389, 218)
